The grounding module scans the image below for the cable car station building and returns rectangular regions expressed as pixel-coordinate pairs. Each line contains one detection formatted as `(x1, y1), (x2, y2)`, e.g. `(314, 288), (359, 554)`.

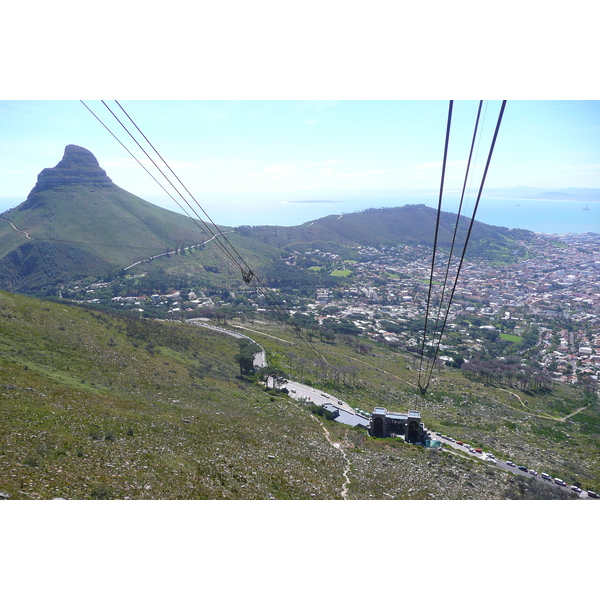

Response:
(368, 407), (427, 443)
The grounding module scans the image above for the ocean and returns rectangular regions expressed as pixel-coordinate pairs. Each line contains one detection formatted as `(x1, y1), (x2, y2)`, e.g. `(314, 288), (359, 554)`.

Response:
(424, 196), (599, 234)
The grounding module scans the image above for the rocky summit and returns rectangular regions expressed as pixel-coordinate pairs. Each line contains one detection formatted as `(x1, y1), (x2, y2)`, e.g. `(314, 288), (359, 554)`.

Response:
(26, 145), (113, 197)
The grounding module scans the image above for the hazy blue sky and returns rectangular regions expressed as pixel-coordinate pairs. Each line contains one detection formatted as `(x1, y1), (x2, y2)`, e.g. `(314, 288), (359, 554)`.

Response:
(1, 100), (599, 226)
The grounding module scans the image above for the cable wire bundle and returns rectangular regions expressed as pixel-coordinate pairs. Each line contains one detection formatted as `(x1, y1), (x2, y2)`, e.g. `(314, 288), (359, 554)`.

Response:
(416, 100), (507, 396)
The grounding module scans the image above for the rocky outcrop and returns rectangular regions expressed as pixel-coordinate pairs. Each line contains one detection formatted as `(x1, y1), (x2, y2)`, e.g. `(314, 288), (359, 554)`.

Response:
(27, 145), (113, 197)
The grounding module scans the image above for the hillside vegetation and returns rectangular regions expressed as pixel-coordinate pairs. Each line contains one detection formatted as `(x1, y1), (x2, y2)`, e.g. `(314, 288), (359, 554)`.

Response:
(1, 291), (596, 500)
(235, 205), (534, 260)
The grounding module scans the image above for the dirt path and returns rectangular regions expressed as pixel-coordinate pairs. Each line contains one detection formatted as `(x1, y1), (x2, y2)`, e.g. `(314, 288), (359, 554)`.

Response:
(497, 388), (592, 422)
(0, 217), (33, 240)
(310, 415), (351, 500)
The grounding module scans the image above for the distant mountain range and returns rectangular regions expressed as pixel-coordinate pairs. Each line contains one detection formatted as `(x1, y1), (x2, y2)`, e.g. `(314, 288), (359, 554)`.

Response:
(0, 145), (536, 293)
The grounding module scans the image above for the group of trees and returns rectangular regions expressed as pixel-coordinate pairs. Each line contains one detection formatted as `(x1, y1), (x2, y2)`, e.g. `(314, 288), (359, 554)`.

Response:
(461, 357), (554, 391)
(233, 338), (291, 391)
(285, 351), (360, 388)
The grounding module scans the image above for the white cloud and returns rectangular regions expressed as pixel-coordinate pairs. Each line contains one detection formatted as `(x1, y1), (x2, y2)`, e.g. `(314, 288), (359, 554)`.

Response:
(309, 159), (341, 168)
(196, 158), (259, 168)
(244, 164), (296, 179)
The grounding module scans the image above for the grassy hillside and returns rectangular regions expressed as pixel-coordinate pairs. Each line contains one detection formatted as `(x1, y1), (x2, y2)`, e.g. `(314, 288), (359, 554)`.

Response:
(235, 205), (534, 259)
(0, 184), (213, 290)
(1, 291), (595, 500)
(0, 291), (346, 499)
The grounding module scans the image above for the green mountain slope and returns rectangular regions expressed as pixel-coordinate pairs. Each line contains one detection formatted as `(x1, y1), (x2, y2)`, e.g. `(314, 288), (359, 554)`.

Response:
(235, 204), (534, 257)
(0, 291), (347, 499)
(0, 145), (211, 291)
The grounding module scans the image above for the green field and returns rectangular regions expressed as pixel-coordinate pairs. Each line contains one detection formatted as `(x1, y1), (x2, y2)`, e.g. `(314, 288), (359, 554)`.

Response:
(500, 333), (524, 342)
(330, 269), (352, 277)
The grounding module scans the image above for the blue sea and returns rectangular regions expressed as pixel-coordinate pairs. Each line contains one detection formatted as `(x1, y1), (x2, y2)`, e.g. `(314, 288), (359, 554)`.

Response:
(422, 196), (599, 234)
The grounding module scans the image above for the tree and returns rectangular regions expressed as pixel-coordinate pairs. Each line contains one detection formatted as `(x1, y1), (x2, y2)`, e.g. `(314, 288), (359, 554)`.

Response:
(233, 338), (262, 378)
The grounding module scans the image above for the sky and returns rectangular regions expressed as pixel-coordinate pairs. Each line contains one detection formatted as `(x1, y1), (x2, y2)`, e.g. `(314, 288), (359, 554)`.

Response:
(1, 99), (599, 228)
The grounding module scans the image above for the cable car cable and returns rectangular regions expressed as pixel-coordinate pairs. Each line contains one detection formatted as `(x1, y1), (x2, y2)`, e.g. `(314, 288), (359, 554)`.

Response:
(84, 101), (330, 367)
(421, 100), (507, 391)
(424, 100), (483, 385)
(417, 100), (453, 394)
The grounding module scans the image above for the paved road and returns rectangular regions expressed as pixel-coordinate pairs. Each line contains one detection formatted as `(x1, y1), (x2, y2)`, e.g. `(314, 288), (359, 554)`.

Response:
(284, 380), (355, 413)
(187, 321), (350, 407)
(429, 432), (597, 499)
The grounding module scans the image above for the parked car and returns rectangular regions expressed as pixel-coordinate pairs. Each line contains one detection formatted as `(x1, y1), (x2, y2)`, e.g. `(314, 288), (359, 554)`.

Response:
(541, 472), (552, 480)
(486, 457), (497, 465)
(571, 485), (582, 493)
(529, 470), (538, 476)
(475, 448), (482, 453)
(518, 465), (528, 472)
(506, 461), (516, 468)
(554, 478), (566, 486)
(587, 490), (599, 499)
(456, 440), (463, 445)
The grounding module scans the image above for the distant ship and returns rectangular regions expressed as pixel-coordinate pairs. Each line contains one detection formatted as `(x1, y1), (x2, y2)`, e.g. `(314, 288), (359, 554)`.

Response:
(583, 204), (590, 211)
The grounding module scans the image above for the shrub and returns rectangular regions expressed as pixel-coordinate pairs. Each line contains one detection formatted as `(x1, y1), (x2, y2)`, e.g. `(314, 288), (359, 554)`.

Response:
(90, 484), (114, 500)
